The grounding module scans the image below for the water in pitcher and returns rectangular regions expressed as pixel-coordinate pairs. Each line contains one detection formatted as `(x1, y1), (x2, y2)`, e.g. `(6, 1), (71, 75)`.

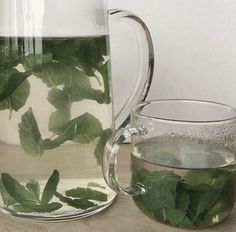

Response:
(131, 136), (236, 228)
(0, 35), (116, 219)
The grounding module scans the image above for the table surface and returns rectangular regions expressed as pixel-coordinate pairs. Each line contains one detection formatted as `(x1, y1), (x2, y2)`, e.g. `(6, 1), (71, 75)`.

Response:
(0, 145), (235, 232)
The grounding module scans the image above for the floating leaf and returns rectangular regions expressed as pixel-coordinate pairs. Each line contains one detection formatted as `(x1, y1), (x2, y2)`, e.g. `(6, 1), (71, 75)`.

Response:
(1, 173), (39, 207)
(65, 187), (107, 202)
(0, 178), (15, 206)
(55, 192), (96, 210)
(43, 113), (103, 149)
(18, 108), (44, 156)
(13, 202), (62, 213)
(41, 170), (59, 205)
(26, 178), (40, 201)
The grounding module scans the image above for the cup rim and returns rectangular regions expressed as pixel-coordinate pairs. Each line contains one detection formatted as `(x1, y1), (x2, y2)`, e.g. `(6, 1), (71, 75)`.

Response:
(132, 99), (236, 124)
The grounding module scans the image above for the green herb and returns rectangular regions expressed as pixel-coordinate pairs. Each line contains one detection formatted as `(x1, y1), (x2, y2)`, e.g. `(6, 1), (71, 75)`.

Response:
(43, 113), (103, 149)
(0, 68), (31, 115)
(47, 88), (70, 133)
(41, 170), (59, 205)
(13, 202), (62, 213)
(55, 192), (96, 210)
(18, 108), (44, 156)
(87, 182), (106, 190)
(26, 178), (40, 201)
(132, 168), (236, 228)
(22, 53), (53, 72)
(1, 171), (62, 213)
(0, 178), (15, 206)
(94, 129), (113, 165)
(19, 108), (104, 154)
(0, 37), (111, 159)
(65, 187), (108, 202)
(1, 173), (40, 207)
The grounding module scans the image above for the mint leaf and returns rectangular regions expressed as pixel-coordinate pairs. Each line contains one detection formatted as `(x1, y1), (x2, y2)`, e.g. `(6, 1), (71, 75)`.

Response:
(36, 62), (68, 87)
(65, 187), (107, 202)
(48, 111), (70, 133)
(22, 53), (53, 71)
(164, 208), (186, 226)
(55, 192), (96, 210)
(48, 88), (70, 112)
(41, 170), (59, 205)
(94, 129), (112, 165)
(43, 113), (103, 149)
(67, 70), (98, 101)
(0, 69), (31, 112)
(74, 37), (106, 76)
(0, 178), (15, 206)
(176, 184), (190, 212)
(184, 169), (228, 189)
(13, 202), (62, 213)
(18, 108), (44, 156)
(87, 182), (106, 190)
(47, 88), (70, 133)
(1, 173), (39, 207)
(179, 216), (193, 227)
(0, 70), (31, 102)
(26, 179), (40, 201)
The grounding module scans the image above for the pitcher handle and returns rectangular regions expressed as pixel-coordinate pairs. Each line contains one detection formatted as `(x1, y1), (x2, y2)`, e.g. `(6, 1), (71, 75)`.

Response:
(109, 9), (154, 129)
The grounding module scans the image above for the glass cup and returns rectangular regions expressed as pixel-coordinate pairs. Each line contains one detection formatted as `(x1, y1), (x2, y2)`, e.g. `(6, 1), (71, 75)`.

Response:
(103, 99), (236, 229)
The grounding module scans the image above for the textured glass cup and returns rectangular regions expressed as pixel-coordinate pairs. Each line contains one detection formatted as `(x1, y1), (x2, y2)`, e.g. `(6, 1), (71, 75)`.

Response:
(103, 100), (236, 229)
(0, 0), (154, 221)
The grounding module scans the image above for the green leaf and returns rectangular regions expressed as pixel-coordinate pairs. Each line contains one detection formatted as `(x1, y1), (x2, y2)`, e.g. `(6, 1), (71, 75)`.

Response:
(22, 53), (53, 71)
(1, 173), (39, 207)
(0, 178), (15, 206)
(26, 179), (40, 201)
(10, 79), (30, 111)
(176, 184), (190, 212)
(48, 111), (70, 133)
(184, 169), (229, 189)
(0, 68), (31, 112)
(55, 192), (96, 210)
(13, 202), (62, 213)
(74, 37), (107, 76)
(164, 207), (186, 226)
(43, 113), (103, 149)
(18, 108), (44, 156)
(41, 170), (59, 205)
(48, 88), (70, 111)
(36, 62), (68, 87)
(188, 189), (221, 221)
(47, 88), (71, 133)
(0, 70), (31, 102)
(179, 216), (193, 228)
(65, 187), (107, 202)
(94, 129), (112, 165)
(87, 182), (106, 190)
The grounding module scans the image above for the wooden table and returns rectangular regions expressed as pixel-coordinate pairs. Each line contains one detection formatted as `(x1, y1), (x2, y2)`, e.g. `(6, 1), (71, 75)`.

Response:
(0, 145), (235, 232)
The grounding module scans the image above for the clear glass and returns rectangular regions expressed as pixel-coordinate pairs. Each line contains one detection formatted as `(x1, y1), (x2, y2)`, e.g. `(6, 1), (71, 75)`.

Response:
(0, 0), (154, 220)
(103, 100), (236, 229)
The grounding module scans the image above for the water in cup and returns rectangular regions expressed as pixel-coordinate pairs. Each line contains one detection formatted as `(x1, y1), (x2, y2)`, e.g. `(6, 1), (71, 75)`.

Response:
(131, 135), (236, 228)
(0, 35), (116, 218)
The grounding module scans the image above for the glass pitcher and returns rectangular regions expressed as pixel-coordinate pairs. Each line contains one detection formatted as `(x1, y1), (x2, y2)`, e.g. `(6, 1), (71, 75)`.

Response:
(0, 0), (154, 220)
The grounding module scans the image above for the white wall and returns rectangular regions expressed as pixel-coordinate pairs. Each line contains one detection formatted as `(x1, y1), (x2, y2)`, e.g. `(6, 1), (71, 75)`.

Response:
(108, 0), (236, 113)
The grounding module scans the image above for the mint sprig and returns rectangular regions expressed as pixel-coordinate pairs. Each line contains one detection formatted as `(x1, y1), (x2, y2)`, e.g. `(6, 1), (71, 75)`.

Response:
(65, 187), (108, 202)
(0, 170), (108, 213)
(132, 168), (236, 228)
(1, 170), (62, 213)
